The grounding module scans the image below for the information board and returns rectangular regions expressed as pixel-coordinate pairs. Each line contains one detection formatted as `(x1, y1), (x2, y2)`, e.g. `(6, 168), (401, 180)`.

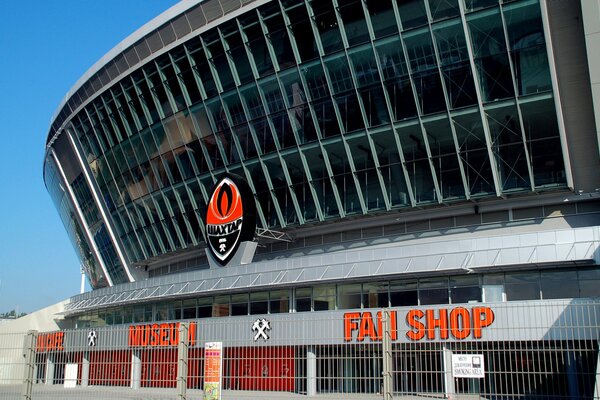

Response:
(451, 354), (485, 378)
(203, 342), (223, 400)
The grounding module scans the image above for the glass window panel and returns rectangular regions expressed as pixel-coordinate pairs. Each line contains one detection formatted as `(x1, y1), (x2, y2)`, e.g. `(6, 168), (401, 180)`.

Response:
(287, 150), (318, 222)
(464, 0), (496, 12)
(335, 92), (365, 133)
(425, 117), (465, 199)
(486, 104), (531, 191)
(313, 285), (336, 311)
(467, 9), (515, 102)
(366, 0), (398, 39)
(182, 299), (197, 319)
(357, 86), (391, 127)
(260, 77), (286, 114)
(348, 46), (381, 88)
(521, 99), (565, 187)
(396, 123), (437, 203)
(269, 290), (290, 314)
(390, 280), (418, 306)
(226, 32), (254, 85)
(312, 98), (340, 138)
(207, 39), (236, 91)
(505, 272), (540, 301)
(452, 111), (495, 196)
(212, 295), (230, 317)
(433, 20), (477, 109)
(189, 46), (218, 98)
(482, 285), (503, 302)
(362, 282), (389, 308)
(326, 141), (361, 214)
(231, 293), (249, 316)
(375, 37), (409, 81)
(198, 297), (212, 318)
(450, 286), (481, 304)
(287, 4), (319, 62)
(240, 85), (266, 120)
(244, 21), (275, 78)
(311, 0), (344, 54)
(338, 0), (370, 46)
(404, 30), (446, 114)
(295, 287), (312, 312)
(302, 61), (331, 101)
(503, 1), (551, 95)
(420, 288), (449, 305)
(541, 270), (579, 300)
(396, 0), (428, 30)
(324, 54), (355, 95)
(373, 129), (411, 206)
(263, 13), (296, 69)
(428, 0), (460, 20)
(338, 283), (362, 310)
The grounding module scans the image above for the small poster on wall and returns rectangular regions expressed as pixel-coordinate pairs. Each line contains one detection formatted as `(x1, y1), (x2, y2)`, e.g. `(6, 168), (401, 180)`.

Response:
(452, 354), (485, 378)
(203, 342), (223, 400)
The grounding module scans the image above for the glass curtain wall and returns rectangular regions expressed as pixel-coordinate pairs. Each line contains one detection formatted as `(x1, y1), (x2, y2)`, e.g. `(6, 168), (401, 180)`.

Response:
(50, 0), (566, 271)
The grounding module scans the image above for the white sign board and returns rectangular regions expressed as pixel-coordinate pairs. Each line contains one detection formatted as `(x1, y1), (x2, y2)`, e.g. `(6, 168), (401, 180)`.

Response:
(63, 363), (78, 388)
(451, 354), (485, 378)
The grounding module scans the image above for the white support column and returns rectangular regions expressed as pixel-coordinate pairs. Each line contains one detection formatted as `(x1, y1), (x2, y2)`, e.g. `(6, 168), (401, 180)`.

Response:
(177, 323), (189, 400)
(66, 129), (137, 282)
(81, 351), (90, 387)
(443, 346), (455, 399)
(51, 150), (113, 286)
(131, 350), (142, 389)
(45, 355), (55, 386)
(307, 346), (317, 397)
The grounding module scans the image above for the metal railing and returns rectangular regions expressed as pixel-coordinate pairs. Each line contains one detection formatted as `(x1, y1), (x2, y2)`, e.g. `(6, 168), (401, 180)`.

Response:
(1, 300), (600, 399)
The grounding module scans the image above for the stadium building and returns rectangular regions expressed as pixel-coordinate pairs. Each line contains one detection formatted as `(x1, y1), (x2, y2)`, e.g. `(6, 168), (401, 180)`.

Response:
(27, 0), (600, 397)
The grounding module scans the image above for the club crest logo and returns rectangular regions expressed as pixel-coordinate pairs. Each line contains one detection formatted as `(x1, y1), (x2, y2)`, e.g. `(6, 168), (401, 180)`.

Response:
(206, 174), (255, 266)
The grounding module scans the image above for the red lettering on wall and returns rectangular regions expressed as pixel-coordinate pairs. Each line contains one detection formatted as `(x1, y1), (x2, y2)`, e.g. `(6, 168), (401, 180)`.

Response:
(406, 307), (495, 341)
(128, 322), (197, 347)
(344, 311), (398, 342)
(406, 310), (425, 341)
(36, 332), (64, 352)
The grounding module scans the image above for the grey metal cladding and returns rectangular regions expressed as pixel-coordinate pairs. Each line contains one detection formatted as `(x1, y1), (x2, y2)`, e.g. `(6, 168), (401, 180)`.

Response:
(203, 0), (224, 23)
(172, 14), (192, 39)
(123, 47), (140, 70)
(146, 30), (164, 54)
(90, 76), (102, 92)
(113, 54), (129, 75)
(158, 23), (177, 47)
(186, 5), (207, 30)
(97, 68), (110, 86)
(221, 0), (242, 14)
(106, 61), (119, 81)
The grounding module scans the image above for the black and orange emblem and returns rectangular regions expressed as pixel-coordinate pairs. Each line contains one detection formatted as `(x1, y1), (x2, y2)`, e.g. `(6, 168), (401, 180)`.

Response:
(206, 174), (256, 265)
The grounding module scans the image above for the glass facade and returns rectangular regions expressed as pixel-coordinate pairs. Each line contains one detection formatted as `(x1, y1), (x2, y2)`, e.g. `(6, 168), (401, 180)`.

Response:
(74, 266), (600, 328)
(45, 0), (567, 288)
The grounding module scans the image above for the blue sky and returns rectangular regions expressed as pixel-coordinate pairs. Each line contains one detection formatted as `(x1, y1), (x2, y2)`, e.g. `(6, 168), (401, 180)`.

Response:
(0, 0), (179, 313)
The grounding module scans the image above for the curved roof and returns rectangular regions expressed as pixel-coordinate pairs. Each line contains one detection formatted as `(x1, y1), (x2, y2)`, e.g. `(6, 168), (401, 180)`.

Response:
(47, 0), (264, 145)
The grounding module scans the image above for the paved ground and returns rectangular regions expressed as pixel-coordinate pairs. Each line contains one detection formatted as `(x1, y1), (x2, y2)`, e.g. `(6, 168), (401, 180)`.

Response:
(0, 385), (488, 400)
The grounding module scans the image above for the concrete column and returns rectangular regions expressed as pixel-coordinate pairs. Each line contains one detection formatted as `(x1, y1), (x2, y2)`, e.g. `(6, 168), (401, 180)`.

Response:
(45, 355), (55, 385)
(131, 350), (142, 389)
(81, 351), (90, 387)
(442, 346), (455, 398)
(307, 346), (317, 397)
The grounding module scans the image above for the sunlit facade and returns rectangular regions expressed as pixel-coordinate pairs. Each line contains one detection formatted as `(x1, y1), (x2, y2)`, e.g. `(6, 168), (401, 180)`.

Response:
(40, 0), (600, 397)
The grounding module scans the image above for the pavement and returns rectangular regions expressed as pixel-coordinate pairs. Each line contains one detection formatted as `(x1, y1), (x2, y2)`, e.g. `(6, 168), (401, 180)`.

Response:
(0, 385), (488, 400)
